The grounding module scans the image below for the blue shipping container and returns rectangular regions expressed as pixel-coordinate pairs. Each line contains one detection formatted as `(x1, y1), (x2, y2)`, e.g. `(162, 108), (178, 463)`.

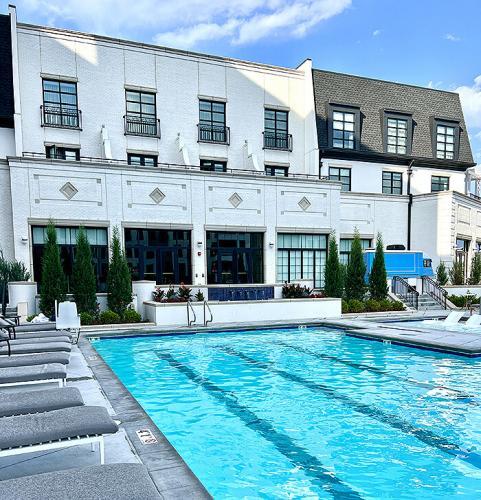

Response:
(364, 250), (433, 279)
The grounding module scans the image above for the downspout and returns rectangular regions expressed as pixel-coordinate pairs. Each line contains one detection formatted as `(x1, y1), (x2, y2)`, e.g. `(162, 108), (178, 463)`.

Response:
(407, 160), (415, 250)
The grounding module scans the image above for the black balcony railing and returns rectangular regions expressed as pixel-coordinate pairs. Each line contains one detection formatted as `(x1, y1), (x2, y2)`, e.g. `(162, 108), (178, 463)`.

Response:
(41, 105), (81, 129)
(263, 131), (292, 151)
(422, 276), (447, 309)
(124, 115), (160, 137)
(197, 123), (230, 144)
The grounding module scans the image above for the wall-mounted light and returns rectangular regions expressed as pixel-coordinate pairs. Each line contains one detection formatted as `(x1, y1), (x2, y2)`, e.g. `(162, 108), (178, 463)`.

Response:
(269, 242), (274, 248)
(197, 241), (203, 247)
(21, 237), (28, 244)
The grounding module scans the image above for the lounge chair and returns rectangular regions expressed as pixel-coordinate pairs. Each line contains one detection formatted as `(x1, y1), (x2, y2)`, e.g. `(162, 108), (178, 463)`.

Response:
(0, 317), (16, 339)
(465, 314), (481, 327)
(424, 311), (464, 326)
(0, 406), (118, 464)
(14, 330), (72, 341)
(0, 387), (84, 418)
(55, 300), (81, 343)
(0, 464), (162, 500)
(0, 340), (71, 356)
(0, 351), (70, 368)
(10, 335), (72, 345)
(0, 363), (67, 388)
(0, 330), (11, 356)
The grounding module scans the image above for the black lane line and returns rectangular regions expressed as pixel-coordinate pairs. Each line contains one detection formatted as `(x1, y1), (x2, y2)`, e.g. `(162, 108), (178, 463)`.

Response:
(155, 350), (363, 500)
(216, 346), (481, 470)
(273, 340), (476, 402)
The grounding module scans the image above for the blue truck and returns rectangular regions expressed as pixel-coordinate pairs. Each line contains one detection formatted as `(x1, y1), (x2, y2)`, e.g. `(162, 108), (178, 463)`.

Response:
(363, 250), (434, 279)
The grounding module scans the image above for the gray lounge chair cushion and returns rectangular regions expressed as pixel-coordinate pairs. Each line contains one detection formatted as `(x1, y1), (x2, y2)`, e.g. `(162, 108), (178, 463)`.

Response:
(14, 331), (72, 341)
(0, 318), (14, 328)
(0, 406), (118, 450)
(0, 352), (70, 368)
(0, 342), (71, 356)
(10, 336), (71, 345)
(0, 363), (66, 385)
(0, 387), (84, 418)
(0, 464), (162, 500)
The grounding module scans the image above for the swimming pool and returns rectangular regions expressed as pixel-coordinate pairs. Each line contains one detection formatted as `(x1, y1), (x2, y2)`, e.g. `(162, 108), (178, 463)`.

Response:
(390, 320), (481, 334)
(92, 327), (481, 499)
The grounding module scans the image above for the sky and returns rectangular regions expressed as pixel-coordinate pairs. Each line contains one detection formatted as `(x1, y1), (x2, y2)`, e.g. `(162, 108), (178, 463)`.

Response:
(3, 0), (481, 164)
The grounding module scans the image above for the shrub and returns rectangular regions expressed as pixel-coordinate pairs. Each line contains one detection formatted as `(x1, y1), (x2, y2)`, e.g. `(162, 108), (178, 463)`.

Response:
(107, 227), (132, 315)
(436, 262), (449, 286)
(365, 299), (381, 312)
(152, 287), (165, 302)
(345, 229), (367, 301)
(80, 312), (95, 325)
(342, 299), (350, 314)
(26, 314), (36, 322)
(39, 222), (67, 318)
(122, 308), (141, 323)
(469, 254), (481, 285)
(390, 300), (405, 311)
(449, 261), (465, 285)
(178, 283), (192, 301)
(165, 285), (178, 302)
(282, 282), (312, 298)
(348, 299), (365, 313)
(0, 249), (31, 316)
(99, 309), (121, 324)
(368, 234), (388, 300)
(72, 227), (98, 315)
(324, 233), (343, 298)
(448, 294), (480, 307)
(195, 290), (205, 302)
(379, 299), (393, 312)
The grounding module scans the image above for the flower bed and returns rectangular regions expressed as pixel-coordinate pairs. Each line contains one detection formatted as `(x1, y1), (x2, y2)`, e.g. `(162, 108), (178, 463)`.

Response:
(342, 298), (405, 314)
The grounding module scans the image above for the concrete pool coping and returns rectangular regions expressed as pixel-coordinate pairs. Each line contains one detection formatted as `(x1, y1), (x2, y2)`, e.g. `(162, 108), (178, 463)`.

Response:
(78, 338), (212, 499)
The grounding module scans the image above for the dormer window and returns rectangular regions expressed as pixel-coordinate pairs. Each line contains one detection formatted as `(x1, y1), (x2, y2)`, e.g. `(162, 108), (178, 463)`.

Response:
(329, 105), (360, 150)
(436, 123), (456, 159)
(383, 112), (413, 155)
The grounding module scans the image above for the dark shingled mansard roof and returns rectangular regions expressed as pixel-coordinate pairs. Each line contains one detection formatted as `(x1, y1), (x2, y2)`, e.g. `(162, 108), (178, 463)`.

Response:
(312, 68), (474, 168)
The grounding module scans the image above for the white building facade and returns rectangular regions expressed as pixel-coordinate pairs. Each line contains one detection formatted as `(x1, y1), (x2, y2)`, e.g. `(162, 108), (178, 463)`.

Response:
(0, 6), (478, 295)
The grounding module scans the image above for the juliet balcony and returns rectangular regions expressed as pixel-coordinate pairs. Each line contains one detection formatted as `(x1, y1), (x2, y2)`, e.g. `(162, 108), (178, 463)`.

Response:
(263, 131), (293, 151)
(124, 115), (161, 138)
(197, 123), (230, 145)
(40, 105), (82, 130)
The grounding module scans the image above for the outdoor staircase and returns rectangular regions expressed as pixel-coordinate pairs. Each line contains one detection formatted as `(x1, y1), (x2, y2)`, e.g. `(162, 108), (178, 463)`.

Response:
(392, 275), (448, 311)
(417, 293), (444, 311)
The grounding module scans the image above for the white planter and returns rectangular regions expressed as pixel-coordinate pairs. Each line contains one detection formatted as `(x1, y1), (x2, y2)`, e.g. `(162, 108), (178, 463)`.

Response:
(443, 285), (481, 297)
(132, 281), (157, 319)
(8, 281), (37, 316)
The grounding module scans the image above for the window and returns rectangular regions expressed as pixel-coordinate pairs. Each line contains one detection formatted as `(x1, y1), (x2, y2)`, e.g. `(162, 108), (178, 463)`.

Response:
(431, 176), (449, 192)
(42, 79), (79, 128)
(329, 167), (351, 191)
(200, 159), (227, 173)
(385, 116), (409, 154)
(207, 232), (263, 284)
(125, 90), (158, 136)
(264, 109), (291, 150)
(277, 234), (327, 288)
(125, 229), (192, 284)
(46, 145), (80, 161)
(32, 226), (108, 292)
(332, 110), (355, 149)
(382, 171), (403, 195)
(436, 123), (456, 160)
(340, 238), (372, 265)
(127, 153), (158, 167)
(198, 100), (228, 144)
(265, 165), (288, 177)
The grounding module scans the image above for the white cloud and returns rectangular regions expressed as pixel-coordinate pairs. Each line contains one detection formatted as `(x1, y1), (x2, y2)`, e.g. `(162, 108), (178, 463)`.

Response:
(444, 33), (460, 42)
(20, 0), (352, 49)
(372, 29), (381, 36)
(455, 76), (481, 129)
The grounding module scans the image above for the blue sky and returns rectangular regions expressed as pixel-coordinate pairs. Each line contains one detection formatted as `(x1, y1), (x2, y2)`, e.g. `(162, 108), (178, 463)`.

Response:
(3, 0), (481, 163)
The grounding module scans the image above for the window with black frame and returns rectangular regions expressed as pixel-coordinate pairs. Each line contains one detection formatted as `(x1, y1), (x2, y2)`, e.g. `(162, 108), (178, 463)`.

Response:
(207, 232), (263, 284)
(431, 175), (449, 192)
(277, 234), (327, 288)
(198, 100), (228, 143)
(46, 145), (80, 161)
(339, 238), (372, 265)
(332, 110), (355, 149)
(382, 171), (403, 194)
(32, 226), (108, 292)
(127, 153), (158, 167)
(385, 116), (409, 154)
(42, 80), (79, 128)
(200, 159), (227, 172)
(435, 123), (457, 160)
(124, 228), (191, 284)
(125, 90), (158, 136)
(329, 167), (351, 191)
(264, 109), (291, 150)
(265, 165), (288, 177)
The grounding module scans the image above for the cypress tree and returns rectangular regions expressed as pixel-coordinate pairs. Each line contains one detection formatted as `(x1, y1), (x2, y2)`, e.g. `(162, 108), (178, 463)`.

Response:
(436, 261), (448, 286)
(72, 227), (98, 314)
(39, 222), (67, 318)
(324, 233), (343, 297)
(107, 226), (132, 315)
(344, 229), (367, 301)
(368, 233), (389, 300)
(469, 254), (481, 285)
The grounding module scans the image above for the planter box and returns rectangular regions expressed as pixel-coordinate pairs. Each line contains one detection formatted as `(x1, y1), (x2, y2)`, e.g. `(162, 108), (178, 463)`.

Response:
(144, 297), (341, 327)
(444, 286), (481, 297)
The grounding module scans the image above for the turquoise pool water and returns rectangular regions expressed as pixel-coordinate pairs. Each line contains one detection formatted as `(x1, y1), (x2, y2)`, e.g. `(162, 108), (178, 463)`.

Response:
(92, 327), (481, 499)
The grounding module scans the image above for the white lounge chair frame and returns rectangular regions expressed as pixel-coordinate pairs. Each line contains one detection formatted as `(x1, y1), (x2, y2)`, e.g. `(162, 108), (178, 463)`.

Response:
(0, 377), (66, 389)
(55, 300), (81, 343)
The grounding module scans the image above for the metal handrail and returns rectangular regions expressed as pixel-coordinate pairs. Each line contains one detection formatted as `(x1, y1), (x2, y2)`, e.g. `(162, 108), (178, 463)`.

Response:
(41, 105), (81, 129)
(203, 300), (213, 327)
(124, 115), (160, 138)
(263, 131), (293, 151)
(197, 123), (230, 144)
(392, 276), (419, 310)
(186, 301), (197, 326)
(422, 276), (447, 309)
